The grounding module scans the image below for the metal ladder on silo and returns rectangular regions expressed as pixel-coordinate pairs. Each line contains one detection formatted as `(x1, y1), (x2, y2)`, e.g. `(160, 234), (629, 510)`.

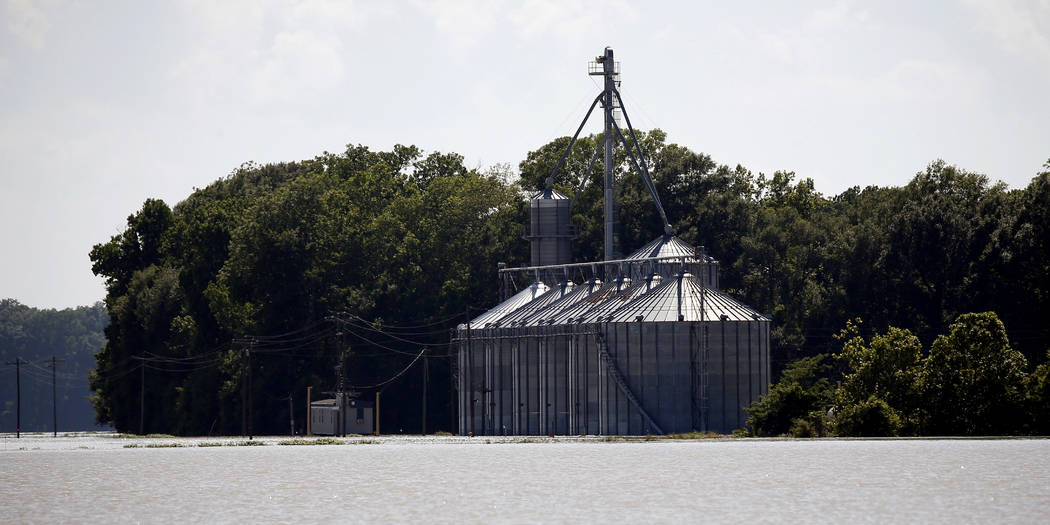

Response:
(594, 330), (665, 435)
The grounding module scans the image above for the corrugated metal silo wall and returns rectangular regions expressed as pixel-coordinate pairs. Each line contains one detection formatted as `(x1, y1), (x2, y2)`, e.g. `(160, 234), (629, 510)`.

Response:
(530, 198), (573, 267)
(456, 319), (769, 435)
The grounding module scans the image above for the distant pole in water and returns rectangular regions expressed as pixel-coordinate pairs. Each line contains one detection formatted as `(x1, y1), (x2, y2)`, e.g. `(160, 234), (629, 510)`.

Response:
(140, 358), (145, 435)
(422, 347), (429, 435)
(306, 386), (313, 436)
(130, 355), (147, 435)
(466, 306), (474, 436)
(5, 358), (21, 438)
(375, 391), (381, 436)
(288, 393), (294, 436)
(46, 356), (64, 437)
(448, 345), (455, 436)
(241, 355), (246, 437)
(247, 340), (254, 439)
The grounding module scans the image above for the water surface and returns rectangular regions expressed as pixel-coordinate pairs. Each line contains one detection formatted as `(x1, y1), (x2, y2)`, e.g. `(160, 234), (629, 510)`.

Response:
(3, 435), (1047, 523)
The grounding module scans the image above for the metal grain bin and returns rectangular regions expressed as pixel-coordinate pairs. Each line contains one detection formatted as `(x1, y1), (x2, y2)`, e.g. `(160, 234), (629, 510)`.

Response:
(524, 189), (575, 273)
(457, 236), (770, 436)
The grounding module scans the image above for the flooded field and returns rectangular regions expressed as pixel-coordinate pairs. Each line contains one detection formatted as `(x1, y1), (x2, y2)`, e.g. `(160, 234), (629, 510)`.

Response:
(3, 433), (1048, 523)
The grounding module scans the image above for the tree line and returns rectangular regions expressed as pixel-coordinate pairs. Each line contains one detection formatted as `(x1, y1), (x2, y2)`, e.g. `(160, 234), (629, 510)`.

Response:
(1, 299), (109, 432)
(748, 312), (1050, 436)
(87, 130), (1050, 435)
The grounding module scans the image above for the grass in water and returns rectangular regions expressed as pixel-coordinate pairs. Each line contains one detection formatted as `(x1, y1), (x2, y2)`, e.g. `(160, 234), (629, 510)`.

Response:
(230, 440), (266, 446)
(665, 431), (725, 439)
(278, 438), (345, 446)
(348, 439), (379, 445)
(198, 440), (266, 447)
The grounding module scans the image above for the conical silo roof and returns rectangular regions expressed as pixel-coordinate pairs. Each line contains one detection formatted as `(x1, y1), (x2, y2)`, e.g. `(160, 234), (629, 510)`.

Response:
(513, 278), (602, 327)
(536, 276), (634, 326)
(495, 280), (576, 327)
(604, 273), (764, 323)
(529, 188), (570, 200)
(626, 234), (695, 260)
(567, 274), (664, 324)
(467, 281), (549, 328)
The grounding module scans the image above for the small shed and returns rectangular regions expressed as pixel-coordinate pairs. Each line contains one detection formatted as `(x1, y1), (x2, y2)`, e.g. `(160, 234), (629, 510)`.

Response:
(310, 394), (374, 436)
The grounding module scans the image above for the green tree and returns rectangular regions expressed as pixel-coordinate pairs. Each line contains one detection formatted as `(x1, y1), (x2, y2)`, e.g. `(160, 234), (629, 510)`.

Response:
(920, 312), (1028, 435)
(1025, 351), (1050, 435)
(833, 320), (923, 435)
(979, 164), (1050, 362)
(880, 162), (995, 343)
(746, 355), (835, 437)
(833, 395), (903, 437)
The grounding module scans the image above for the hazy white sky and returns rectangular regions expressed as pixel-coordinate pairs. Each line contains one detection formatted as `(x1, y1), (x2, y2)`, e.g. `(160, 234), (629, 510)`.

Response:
(2, 0), (1049, 309)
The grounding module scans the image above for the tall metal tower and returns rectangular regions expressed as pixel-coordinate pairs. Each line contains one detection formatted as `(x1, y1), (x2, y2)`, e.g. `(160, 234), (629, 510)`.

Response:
(590, 47), (622, 262)
(544, 47), (673, 275)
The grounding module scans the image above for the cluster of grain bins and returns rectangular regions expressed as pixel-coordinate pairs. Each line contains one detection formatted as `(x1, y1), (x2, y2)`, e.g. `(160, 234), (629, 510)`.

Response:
(453, 189), (770, 436)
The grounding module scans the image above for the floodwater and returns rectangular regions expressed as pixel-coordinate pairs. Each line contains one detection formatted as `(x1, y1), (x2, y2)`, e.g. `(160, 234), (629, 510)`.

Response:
(2, 433), (1048, 523)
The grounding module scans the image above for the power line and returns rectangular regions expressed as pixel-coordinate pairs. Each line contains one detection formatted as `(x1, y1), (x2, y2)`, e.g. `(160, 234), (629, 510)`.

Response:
(334, 313), (455, 351)
(23, 359), (78, 381)
(347, 346), (427, 391)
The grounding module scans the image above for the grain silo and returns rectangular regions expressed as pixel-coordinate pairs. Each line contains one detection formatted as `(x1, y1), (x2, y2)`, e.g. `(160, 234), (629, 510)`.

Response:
(455, 48), (770, 435)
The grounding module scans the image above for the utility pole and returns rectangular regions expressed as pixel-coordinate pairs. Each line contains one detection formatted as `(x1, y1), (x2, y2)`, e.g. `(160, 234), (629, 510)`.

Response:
(241, 351), (246, 437)
(448, 344), (455, 435)
(335, 356), (345, 437)
(422, 347), (428, 435)
(5, 358), (21, 438)
(247, 340), (254, 439)
(237, 338), (254, 438)
(375, 391), (381, 436)
(466, 306), (474, 436)
(287, 393), (294, 436)
(306, 386), (313, 436)
(140, 362), (145, 435)
(129, 355), (146, 435)
(45, 356), (65, 437)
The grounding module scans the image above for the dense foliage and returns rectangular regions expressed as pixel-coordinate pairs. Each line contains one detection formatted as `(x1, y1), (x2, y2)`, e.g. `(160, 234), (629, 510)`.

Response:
(89, 147), (525, 435)
(748, 312), (1047, 436)
(1, 299), (108, 432)
(87, 131), (1050, 435)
